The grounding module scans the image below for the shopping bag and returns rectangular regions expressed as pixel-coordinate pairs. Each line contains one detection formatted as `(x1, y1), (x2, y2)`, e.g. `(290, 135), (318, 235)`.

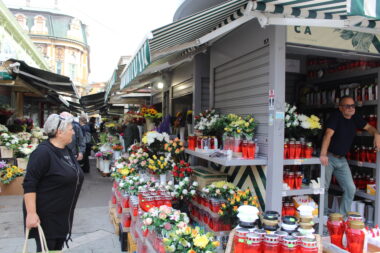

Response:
(22, 224), (62, 253)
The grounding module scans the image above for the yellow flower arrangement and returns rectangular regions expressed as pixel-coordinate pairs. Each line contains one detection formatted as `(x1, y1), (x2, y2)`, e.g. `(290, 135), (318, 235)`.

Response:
(193, 235), (209, 248)
(0, 163), (25, 184)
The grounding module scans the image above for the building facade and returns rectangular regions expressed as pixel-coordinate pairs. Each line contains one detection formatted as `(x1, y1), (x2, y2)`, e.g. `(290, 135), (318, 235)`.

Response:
(8, 5), (90, 95)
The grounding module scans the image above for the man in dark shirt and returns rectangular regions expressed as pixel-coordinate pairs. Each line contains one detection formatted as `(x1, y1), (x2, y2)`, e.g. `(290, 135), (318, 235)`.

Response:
(320, 96), (380, 215)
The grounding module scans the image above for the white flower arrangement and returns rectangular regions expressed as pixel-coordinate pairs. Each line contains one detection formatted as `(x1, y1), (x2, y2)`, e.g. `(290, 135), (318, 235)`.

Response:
(165, 177), (197, 200)
(143, 131), (170, 145)
(17, 132), (32, 142)
(18, 143), (38, 158)
(0, 124), (8, 133)
(0, 133), (19, 149)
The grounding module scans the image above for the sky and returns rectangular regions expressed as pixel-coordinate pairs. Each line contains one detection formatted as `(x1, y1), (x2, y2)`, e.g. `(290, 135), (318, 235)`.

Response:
(3, 0), (184, 83)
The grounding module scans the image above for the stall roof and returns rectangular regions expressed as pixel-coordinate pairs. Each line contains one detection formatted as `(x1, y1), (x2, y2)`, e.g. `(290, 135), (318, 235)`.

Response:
(6, 59), (78, 97)
(120, 0), (249, 90)
(120, 0), (380, 90)
(79, 91), (106, 106)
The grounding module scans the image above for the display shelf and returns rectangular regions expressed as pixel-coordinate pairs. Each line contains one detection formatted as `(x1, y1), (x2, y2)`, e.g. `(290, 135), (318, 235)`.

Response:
(307, 67), (379, 85)
(282, 186), (324, 197)
(185, 149), (267, 166)
(330, 184), (375, 201)
(305, 100), (377, 110)
(348, 160), (377, 169)
(284, 157), (321, 165)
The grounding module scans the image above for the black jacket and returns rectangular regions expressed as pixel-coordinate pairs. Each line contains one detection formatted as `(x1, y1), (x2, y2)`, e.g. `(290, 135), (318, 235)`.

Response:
(123, 123), (139, 149)
(23, 141), (84, 241)
(67, 121), (86, 155)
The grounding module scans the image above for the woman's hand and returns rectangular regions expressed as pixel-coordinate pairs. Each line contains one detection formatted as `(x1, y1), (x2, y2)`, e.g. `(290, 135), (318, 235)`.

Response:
(26, 212), (40, 229)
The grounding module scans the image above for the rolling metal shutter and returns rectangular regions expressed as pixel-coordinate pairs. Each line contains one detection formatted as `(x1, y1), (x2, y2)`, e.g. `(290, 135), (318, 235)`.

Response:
(152, 92), (163, 105)
(214, 45), (269, 156)
(172, 78), (193, 99)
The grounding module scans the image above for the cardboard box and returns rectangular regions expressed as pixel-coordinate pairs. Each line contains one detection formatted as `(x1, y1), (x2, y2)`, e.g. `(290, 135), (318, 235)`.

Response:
(0, 176), (24, 196)
(191, 166), (227, 190)
(367, 184), (376, 196)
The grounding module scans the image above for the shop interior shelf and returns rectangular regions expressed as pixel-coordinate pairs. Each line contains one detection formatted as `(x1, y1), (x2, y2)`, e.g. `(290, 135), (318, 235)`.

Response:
(185, 149), (267, 166)
(307, 67), (379, 85)
(283, 157), (321, 165)
(305, 100), (377, 110)
(282, 187), (324, 197)
(348, 160), (377, 169)
(329, 184), (375, 201)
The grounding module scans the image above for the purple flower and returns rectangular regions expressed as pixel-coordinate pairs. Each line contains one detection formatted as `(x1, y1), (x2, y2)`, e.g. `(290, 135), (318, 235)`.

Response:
(0, 160), (7, 169)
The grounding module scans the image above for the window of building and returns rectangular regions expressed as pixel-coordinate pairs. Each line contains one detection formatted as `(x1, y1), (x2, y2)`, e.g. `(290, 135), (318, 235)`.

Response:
(67, 18), (82, 41)
(31, 15), (48, 35)
(56, 61), (62, 75)
(15, 13), (29, 32)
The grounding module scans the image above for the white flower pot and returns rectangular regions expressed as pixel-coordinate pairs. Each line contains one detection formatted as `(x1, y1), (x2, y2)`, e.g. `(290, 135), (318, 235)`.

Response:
(103, 160), (111, 173)
(159, 173), (167, 185)
(180, 127), (186, 142)
(99, 158), (104, 172)
(0, 146), (13, 158)
(146, 118), (155, 132)
(17, 158), (28, 170)
(113, 151), (121, 160)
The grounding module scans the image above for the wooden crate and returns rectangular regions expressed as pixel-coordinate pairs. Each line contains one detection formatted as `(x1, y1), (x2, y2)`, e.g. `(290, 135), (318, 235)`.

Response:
(109, 206), (120, 236)
(0, 176), (24, 196)
(191, 166), (227, 190)
(127, 232), (137, 253)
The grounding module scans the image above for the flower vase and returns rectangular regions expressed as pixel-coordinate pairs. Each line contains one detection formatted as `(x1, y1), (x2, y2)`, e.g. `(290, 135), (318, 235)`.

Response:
(113, 151), (121, 160)
(146, 118), (155, 132)
(159, 173), (167, 185)
(137, 125), (144, 141)
(179, 127), (186, 142)
(99, 158), (104, 172)
(31, 138), (39, 144)
(103, 159), (111, 174)
(16, 158), (28, 170)
(0, 146), (13, 158)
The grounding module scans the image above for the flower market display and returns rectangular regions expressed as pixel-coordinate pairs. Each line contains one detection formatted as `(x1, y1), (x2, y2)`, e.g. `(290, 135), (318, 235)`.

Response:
(189, 110), (259, 159)
(100, 107), (328, 253)
(284, 104), (322, 160)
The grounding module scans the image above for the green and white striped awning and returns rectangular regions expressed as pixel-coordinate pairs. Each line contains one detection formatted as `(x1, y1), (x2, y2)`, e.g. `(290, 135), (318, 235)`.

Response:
(348, 0), (380, 19)
(120, 0), (248, 90)
(120, 0), (380, 90)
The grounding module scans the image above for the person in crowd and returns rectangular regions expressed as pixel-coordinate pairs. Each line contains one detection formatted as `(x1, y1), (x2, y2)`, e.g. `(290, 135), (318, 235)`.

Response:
(89, 117), (98, 143)
(23, 114), (84, 252)
(320, 96), (380, 215)
(60, 111), (85, 161)
(79, 115), (92, 173)
(123, 114), (139, 150)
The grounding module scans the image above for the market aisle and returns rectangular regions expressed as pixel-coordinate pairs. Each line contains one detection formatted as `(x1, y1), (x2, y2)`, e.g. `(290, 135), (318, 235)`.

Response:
(0, 158), (123, 253)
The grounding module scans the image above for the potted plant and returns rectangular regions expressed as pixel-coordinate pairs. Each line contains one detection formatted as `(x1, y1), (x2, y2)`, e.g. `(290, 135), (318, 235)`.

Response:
(15, 143), (37, 170)
(102, 150), (113, 175)
(147, 155), (173, 184)
(112, 144), (123, 160)
(0, 133), (19, 158)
